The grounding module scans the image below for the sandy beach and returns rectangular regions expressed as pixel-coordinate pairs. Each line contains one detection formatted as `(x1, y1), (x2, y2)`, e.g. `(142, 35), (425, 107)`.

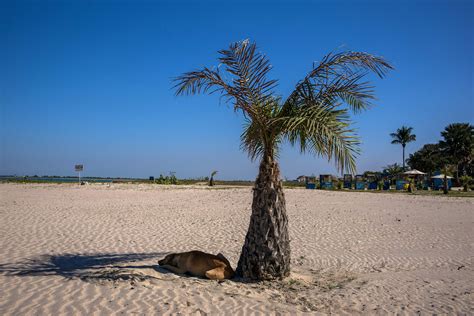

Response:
(0, 183), (472, 314)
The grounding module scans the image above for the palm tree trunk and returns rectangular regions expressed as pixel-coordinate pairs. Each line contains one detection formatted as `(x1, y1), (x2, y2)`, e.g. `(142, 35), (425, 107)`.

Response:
(443, 165), (449, 194)
(236, 154), (291, 280)
(455, 163), (460, 185)
(402, 144), (406, 170)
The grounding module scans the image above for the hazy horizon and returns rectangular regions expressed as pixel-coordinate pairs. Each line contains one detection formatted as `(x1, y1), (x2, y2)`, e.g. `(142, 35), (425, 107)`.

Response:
(1, 1), (473, 180)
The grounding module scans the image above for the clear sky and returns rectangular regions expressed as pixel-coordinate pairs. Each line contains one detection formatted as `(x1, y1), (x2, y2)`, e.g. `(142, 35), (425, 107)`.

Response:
(1, 0), (473, 180)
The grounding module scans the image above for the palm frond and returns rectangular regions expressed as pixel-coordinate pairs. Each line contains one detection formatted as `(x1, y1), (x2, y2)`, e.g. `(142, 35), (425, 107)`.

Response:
(283, 51), (393, 115)
(218, 40), (277, 103)
(174, 66), (228, 96)
(174, 39), (277, 121)
(174, 42), (392, 174)
(241, 110), (282, 162)
(308, 51), (393, 80)
(240, 118), (265, 161)
(390, 126), (416, 145)
(274, 101), (360, 173)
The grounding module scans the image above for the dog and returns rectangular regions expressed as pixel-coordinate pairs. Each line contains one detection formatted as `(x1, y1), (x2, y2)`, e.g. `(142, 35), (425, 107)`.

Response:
(158, 250), (235, 280)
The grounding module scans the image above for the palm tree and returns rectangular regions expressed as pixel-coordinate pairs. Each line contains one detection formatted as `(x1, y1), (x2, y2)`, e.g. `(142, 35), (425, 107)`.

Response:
(174, 40), (392, 280)
(383, 163), (403, 177)
(390, 126), (416, 170)
(209, 170), (218, 186)
(382, 163), (403, 185)
(439, 123), (474, 181)
(459, 175), (472, 192)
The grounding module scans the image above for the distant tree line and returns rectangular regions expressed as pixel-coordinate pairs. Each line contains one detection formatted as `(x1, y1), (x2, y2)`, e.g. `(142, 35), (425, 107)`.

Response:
(155, 173), (178, 184)
(364, 123), (473, 190)
(406, 123), (473, 182)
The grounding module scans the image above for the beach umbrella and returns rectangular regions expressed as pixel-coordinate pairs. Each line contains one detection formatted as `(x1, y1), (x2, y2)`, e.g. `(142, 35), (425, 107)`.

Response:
(431, 174), (453, 179)
(403, 169), (426, 175)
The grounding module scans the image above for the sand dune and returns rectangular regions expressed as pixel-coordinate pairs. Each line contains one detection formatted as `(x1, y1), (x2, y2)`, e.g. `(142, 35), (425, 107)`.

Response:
(0, 183), (472, 314)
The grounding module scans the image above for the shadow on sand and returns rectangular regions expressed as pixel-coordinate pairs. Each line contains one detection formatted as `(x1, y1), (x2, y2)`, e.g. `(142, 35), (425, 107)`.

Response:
(0, 252), (173, 283)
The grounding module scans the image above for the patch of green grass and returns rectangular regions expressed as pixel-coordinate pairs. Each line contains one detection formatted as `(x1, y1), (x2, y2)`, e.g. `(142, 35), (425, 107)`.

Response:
(287, 278), (302, 286)
(412, 190), (474, 198)
(323, 187), (474, 198)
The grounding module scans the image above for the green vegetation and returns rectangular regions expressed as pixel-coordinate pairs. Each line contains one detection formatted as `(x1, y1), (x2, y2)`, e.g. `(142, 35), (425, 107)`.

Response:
(440, 123), (474, 181)
(174, 39), (392, 279)
(377, 180), (383, 190)
(459, 175), (472, 192)
(331, 187), (474, 197)
(209, 170), (218, 186)
(412, 189), (474, 198)
(390, 126), (416, 170)
(1, 176), (308, 189)
(406, 143), (443, 176)
(382, 163), (403, 177)
(407, 122), (474, 183)
(155, 174), (178, 185)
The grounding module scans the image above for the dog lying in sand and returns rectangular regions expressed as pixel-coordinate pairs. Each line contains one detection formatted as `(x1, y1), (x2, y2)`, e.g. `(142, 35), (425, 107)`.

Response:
(158, 250), (235, 280)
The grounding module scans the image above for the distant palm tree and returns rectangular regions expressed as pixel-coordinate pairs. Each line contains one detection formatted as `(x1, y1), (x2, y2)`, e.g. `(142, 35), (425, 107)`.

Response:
(459, 175), (472, 192)
(209, 170), (218, 186)
(390, 126), (416, 170)
(174, 40), (392, 280)
(439, 123), (474, 181)
(383, 163), (403, 177)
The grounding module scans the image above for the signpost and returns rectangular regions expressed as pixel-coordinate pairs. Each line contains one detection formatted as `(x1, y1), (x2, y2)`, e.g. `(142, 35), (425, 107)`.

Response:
(75, 164), (84, 183)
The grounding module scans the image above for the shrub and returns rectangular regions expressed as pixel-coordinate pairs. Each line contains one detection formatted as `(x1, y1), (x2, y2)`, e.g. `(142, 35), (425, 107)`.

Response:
(460, 175), (472, 192)
(155, 174), (178, 185)
(377, 181), (383, 190)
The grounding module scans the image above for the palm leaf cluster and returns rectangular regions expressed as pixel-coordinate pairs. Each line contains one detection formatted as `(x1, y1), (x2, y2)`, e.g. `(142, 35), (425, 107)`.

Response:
(440, 123), (474, 167)
(390, 126), (416, 146)
(175, 40), (393, 173)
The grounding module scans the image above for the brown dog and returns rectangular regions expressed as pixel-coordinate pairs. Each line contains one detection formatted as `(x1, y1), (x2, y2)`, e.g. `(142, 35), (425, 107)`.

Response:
(158, 250), (235, 280)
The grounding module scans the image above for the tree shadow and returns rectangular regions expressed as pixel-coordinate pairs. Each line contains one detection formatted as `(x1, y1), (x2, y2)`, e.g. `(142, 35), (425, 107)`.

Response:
(0, 252), (171, 283)
(0, 252), (254, 284)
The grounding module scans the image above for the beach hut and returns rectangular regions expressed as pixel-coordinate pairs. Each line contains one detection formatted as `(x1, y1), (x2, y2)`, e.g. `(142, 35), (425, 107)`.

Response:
(431, 174), (453, 190)
(379, 171), (391, 190)
(296, 175), (305, 183)
(395, 179), (408, 190)
(319, 174), (333, 189)
(403, 169), (426, 176)
(366, 174), (378, 190)
(355, 175), (365, 190)
(343, 174), (352, 189)
(305, 176), (317, 189)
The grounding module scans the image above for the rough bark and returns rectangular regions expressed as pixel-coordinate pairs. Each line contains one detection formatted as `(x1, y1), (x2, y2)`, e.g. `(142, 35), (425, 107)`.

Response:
(236, 154), (291, 280)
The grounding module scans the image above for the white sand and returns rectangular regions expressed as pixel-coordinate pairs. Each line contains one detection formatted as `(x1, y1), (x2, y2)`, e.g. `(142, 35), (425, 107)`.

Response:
(0, 183), (472, 314)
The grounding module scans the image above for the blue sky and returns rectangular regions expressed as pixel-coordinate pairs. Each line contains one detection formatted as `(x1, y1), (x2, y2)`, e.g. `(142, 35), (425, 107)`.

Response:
(1, 0), (473, 179)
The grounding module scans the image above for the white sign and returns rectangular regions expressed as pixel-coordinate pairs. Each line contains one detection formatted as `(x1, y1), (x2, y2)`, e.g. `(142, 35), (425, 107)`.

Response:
(75, 164), (84, 172)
